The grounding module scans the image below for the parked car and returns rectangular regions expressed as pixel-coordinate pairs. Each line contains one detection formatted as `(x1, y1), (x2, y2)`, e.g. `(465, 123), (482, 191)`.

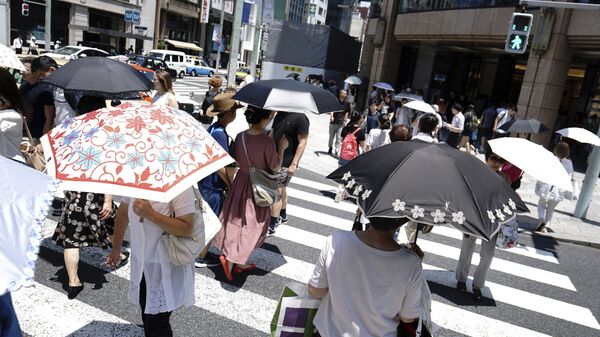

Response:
(126, 54), (178, 82)
(148, 49), (187, 78)
(235, 67), (252, 85)
(42, 46), (109, 62)
(185, 56), (215, 77)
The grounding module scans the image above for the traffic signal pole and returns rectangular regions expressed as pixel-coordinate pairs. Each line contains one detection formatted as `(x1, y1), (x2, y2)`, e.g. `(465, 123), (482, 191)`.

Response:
(249, 0), (263, 78)
(520, 0), (600, 218)
(227, 0), (244, 86)
(45, 0), (51, 51)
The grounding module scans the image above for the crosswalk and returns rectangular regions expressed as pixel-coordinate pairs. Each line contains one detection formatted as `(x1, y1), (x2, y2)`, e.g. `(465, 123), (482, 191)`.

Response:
(172, 77), (210, 96)
(11, 171), (600, 337)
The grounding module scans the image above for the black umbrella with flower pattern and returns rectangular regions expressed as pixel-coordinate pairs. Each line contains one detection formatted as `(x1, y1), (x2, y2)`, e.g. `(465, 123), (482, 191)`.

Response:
(327, 141), (528, 241)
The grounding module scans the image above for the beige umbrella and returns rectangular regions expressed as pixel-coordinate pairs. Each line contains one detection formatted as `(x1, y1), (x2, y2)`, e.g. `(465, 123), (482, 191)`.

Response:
(0, 43), (26, 72)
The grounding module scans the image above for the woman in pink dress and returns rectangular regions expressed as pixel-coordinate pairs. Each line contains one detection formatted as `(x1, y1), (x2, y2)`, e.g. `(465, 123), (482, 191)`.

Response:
(214, 106), (287, 282)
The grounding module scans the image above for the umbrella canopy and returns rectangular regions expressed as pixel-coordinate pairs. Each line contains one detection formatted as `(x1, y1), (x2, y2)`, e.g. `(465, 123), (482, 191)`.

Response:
(372, 82), (394, 91)
(344, 76), (362, 85)
(497, 118), (550, 134)
(556, 127), (600, 146)
(488, 137), (572, 191)
(41, 102), (234, 203)
(405, 100), (435, 113)
(0, 43), (26, 71)
(1, 156), (58, 294)
(233, 79), (345, 114)
(43, 57), (153, 98)
(327, 142), (528, 241)
(392, 93), (423, 102)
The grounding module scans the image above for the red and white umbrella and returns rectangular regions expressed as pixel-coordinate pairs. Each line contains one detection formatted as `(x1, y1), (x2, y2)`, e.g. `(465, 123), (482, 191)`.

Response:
(41, 102), (234, 203)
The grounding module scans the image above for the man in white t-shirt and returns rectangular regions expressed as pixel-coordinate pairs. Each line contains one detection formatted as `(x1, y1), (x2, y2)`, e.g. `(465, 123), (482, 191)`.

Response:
(309, 217), (423, 337)
(12, 36), (23, 54)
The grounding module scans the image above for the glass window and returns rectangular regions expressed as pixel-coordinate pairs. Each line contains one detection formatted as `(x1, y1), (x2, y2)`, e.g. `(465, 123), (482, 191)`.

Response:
(398, 0), (518, 14)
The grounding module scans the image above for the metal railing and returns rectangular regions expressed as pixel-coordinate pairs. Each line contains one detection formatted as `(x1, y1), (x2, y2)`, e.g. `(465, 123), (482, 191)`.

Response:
(398, 0), (518, 13)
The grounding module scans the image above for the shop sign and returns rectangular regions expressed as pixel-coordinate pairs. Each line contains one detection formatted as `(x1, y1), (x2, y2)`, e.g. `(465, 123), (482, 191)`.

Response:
(284, 65), (303, 73)
(125, 10), (141, 25)
(211, 0), (234, 15)
(200, 0), (210, 23)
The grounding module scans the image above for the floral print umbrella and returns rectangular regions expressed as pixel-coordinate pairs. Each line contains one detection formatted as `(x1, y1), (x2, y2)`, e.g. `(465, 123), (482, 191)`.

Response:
(41, 102), (234, 203)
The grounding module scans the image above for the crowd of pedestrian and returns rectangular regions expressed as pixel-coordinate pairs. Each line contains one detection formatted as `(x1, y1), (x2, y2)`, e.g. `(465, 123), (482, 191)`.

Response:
(0, 52), (584, 337)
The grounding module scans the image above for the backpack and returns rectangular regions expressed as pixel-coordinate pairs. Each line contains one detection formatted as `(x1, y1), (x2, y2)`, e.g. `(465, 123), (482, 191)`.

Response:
(198, 90), (220, 124)
(464, 112), (479, 132)
(340, 128), (361, 161)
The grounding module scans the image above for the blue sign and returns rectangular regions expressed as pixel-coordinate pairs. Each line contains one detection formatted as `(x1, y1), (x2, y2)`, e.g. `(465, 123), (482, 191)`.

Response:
(125, 10), (141, 24)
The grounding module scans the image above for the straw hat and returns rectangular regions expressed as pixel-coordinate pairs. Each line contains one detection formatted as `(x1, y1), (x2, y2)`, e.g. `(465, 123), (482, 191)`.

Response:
(206, 92), (244, 117)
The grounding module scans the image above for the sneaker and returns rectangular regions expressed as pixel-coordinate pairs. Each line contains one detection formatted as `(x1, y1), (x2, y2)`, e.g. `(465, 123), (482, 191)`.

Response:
(456, 281), (467, 292)
(267, 227), (276, 236)
(334, 189), (343, 203)
(194, 256), (218, 268)
(473, 287), (483, 302)
(278, 215), (288, 225)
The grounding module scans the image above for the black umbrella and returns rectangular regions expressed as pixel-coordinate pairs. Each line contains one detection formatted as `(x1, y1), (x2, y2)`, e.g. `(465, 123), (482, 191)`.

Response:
(233, 79), (345, 114)
(43, 57), (153, 98)
(327, 142), (528, 241)
(497, 118), (550, 134)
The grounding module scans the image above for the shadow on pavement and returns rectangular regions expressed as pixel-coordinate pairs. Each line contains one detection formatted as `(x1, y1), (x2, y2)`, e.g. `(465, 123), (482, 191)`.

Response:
(427, 280), (497, 308)
(65, 320), (143, 337)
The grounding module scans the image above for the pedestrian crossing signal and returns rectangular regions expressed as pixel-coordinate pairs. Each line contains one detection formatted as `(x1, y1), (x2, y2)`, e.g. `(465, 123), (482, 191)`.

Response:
(21, 3), (29, 16)
(505, 13), (533, 54)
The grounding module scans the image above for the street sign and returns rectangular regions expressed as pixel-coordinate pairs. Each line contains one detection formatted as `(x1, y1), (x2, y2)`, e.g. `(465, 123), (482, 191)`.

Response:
(124, 10), (141, 25)
(505, 13), (533, 54)
(21, 3), (29, 16)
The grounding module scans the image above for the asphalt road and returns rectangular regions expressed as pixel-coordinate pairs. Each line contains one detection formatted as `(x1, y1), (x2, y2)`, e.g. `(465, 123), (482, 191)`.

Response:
(12, 167), (600, 337)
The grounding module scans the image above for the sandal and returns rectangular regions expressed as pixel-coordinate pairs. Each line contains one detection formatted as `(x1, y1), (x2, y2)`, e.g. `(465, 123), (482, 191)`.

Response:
(233, 264), (257, 274)
(219, 256), (234, 282)
(536, 223), (548, 233)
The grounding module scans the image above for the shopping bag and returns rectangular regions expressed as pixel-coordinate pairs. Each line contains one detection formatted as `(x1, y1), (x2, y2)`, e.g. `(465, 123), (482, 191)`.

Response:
(496, 218), (519, 249)
(270, 282), (321, 337)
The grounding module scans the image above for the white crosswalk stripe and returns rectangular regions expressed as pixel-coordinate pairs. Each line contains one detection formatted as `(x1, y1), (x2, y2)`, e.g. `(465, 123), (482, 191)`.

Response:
(11, 173), (600, 336)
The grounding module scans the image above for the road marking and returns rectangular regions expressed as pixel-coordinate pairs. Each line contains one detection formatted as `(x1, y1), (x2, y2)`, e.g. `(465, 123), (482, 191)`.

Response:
(12, 283), (143, 337)
(289, 176), (338, 192)
(431, 301), (552, 337)
(432, 226), (559, 264)
(286, 187), (356, 213)
(269, 228), (597, 329)
(417, 239), (576, 291)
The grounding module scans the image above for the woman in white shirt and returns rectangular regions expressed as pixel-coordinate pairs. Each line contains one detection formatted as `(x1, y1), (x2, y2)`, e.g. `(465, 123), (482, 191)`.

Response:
(535, 142), (574, 233)
(106, 189), (196, 337)
(309, 217), (423, 337)
(365, 114), (391, 151)
(0, 68), (26, 162)
(442, 103), (465, 148)
(152, 70), (178, 108)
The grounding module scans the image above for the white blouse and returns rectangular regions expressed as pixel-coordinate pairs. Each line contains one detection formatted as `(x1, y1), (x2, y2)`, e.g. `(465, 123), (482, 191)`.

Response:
(0, 109), (25, 162)
(122, 188), (196, 314)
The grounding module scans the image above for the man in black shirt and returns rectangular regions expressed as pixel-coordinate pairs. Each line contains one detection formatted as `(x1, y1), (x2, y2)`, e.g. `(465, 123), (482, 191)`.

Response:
(21, 56), (56, 139)
(269, 111), (310, 234)
(328, 89), (349, 156)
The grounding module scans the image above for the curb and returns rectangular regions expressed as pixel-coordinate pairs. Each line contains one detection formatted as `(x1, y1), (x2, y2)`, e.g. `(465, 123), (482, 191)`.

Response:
(519, 229), (600, 249)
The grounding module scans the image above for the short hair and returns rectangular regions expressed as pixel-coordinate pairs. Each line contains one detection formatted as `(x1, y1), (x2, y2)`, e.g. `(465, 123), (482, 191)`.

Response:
(389, 125), (411, 142)
(368, 217), (410, 232)
(509, 104), (518, 113)
(208, 76), (223, 88)
(378, 114), (391, 130)
(20, 56), (36, 65)
(554, 141), (570, 159)
(31, 56), (57, 73)
(418, 113), (439, 134)
(223, 87), (237, 94)
(452, 102), (463, 112)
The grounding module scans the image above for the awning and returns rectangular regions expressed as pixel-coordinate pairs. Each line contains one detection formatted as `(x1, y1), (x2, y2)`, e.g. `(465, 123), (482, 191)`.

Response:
(165, 39), (203, 52)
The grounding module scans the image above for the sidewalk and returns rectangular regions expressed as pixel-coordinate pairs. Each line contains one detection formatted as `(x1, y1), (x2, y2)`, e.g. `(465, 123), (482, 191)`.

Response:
(299, 112), (600, 248)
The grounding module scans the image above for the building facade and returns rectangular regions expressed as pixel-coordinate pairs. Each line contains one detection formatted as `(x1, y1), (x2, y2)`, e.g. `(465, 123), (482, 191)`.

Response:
(326, 0), (354, 33)
(305, 0), (328, 25)
(360, 0), (600, 165)
(10, 0), (156, 54)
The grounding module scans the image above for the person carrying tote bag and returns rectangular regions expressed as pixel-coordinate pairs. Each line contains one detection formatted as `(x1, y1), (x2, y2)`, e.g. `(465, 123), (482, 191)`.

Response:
(214, 107), (288, 282)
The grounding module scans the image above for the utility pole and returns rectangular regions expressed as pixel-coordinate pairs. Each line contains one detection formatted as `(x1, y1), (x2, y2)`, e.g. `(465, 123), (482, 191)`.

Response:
(45, 0), (51, 51)
(249, 0), (263, 78)
(227, 0), (244, 85)
(215, 0), (227, 73)
(574, 127), (600, 218)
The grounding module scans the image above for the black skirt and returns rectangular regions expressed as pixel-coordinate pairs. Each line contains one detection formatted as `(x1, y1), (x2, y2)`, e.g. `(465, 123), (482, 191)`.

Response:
(53, 191), (116, 249)
(446, 131), (461, 148)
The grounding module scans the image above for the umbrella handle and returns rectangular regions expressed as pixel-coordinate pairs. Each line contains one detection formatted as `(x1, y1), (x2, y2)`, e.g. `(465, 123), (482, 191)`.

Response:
(414, 226), (419, 243)
(139, 217), (144, 223)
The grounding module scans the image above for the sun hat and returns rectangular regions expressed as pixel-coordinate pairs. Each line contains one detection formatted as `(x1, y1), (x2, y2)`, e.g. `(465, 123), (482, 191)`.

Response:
(206, 92), (244, 117)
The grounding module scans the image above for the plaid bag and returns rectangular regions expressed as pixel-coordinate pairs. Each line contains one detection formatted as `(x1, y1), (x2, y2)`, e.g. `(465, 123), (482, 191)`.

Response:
(271, 283), (321, 337)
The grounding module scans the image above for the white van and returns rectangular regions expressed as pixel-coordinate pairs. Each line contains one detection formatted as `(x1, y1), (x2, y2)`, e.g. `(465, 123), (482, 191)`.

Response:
(149, 49), (187, 78)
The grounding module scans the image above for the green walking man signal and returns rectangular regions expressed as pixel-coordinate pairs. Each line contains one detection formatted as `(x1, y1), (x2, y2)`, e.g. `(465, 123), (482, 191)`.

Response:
(505, 13), (533, 54)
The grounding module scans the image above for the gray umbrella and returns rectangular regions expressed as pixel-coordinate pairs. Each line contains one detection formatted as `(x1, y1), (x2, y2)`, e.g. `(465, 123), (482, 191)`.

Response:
(393, 93), (423, 102)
